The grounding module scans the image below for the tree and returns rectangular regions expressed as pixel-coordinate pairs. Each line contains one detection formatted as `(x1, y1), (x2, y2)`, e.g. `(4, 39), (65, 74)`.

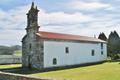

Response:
(98, 32), (107, 41)
(107, 31), (120, 60)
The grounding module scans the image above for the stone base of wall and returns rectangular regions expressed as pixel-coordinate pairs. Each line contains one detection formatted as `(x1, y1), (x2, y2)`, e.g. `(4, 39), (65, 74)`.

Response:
(0, 71), (61, 80)
(21, 61), (106, 72)
(42, 61), (106, 72)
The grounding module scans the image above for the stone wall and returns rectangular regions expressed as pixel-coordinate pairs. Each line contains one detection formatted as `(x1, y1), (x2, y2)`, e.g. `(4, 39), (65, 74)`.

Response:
(0, 55), (21, 64)
(0, 71), (61, 80)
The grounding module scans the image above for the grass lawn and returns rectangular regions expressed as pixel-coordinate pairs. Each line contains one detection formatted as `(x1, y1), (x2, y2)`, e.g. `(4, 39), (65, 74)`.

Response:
(0, 64), (21, 69)
(31, 62), (120, 80)
(0, 62), (120, 80)
(14, 50), (22, 57)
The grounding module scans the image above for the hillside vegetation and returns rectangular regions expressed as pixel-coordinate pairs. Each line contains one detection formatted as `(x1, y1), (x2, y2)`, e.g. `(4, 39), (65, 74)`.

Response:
(0, 45), (21, 55)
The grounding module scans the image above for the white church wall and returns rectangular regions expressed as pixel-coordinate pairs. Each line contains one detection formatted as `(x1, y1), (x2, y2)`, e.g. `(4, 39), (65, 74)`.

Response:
(43, 40), (107, 68)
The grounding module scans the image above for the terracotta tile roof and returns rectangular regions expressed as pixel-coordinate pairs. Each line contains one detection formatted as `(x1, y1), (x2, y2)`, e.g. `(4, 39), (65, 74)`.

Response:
(36, 31), (106, 43)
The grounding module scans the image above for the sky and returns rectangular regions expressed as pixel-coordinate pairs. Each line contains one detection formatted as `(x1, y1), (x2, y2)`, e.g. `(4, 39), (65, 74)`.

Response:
(0, 0), (120, 46)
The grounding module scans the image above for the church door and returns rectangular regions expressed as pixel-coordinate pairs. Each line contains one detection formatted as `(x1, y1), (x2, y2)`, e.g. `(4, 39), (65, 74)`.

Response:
(28, 55), (31, 68)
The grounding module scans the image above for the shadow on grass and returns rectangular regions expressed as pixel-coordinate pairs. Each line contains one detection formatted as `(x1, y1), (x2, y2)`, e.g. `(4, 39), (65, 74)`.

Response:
(0, 61), (106, 75)
(107, 60), (120, 63)
(0, 67), (41, 74)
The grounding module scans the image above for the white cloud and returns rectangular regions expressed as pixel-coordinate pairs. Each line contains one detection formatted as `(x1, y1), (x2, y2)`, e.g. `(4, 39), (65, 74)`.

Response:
(66, 1), (111, 10)
(0, 10), (6, 18)
(0, 2), (119, 46)
(0, 30), (25, 46)
(0, 5), (29, 30)
(105, 6), (115, 10)
(0, 0), (13, 3)
(0, 5), (29, 46)
(0, 4), (94, 45)
(39, 11), (93, 25)
(0, 4), (93, 30)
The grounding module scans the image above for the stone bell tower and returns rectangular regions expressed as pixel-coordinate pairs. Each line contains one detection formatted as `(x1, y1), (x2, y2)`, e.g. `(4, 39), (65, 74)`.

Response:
(26, 2), (39, 34)
(22, 2), (44, 69)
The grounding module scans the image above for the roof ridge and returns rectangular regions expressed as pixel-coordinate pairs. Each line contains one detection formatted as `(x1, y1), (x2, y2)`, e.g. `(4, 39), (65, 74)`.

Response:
(36, 31), (106, 43)
(39, 31), (96, 38)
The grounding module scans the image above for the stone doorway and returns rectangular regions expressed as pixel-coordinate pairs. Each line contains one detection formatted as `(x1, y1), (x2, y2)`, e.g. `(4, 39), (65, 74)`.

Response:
(28, 55), (31, 68)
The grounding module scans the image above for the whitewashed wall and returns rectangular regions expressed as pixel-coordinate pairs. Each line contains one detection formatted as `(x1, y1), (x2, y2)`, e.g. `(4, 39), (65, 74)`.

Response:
(44, 40), (107, 68)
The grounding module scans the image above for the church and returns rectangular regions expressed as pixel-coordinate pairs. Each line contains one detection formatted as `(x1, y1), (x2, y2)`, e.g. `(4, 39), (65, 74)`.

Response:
(22, 2), (107, 70)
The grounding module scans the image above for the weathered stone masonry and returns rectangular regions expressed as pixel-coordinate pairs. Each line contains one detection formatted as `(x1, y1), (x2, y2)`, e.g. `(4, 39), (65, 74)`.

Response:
(22, 2), (44, 69)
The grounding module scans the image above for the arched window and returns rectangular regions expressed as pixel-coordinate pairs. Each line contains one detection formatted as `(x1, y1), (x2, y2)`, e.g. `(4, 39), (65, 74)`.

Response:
(101, 51), (103, 55)
(101, 43), (103, 49)
(29, 43), (32, 50)
(65, 47), (69, 53)
(53, 58), (57, 65)
(91, 50), (95, 56)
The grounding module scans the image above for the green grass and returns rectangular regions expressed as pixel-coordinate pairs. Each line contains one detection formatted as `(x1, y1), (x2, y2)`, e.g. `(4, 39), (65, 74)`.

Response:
(14, 50), (22, 57)
(0, 64), (21, 69)
(31, 62), (120, 80)
(0, 62), (120, 80)
(0, 50), (22, 57)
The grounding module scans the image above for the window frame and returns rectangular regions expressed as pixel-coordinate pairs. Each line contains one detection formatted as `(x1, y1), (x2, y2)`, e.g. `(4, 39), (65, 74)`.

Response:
(101, 43), (103, 49)
(101, 51), (103, 55)
(53, 58), (57, 65)
(65, 47), (69, 54)
(91, 49), (95, 56)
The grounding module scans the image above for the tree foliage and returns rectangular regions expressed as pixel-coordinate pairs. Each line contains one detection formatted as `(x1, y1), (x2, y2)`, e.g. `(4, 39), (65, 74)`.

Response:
(98, 31), (120, 60)
(0, 46), (14, 55)
(98, 32), (107, 41)
(0, 45), (21, 55)
(107, 31), (120, 60)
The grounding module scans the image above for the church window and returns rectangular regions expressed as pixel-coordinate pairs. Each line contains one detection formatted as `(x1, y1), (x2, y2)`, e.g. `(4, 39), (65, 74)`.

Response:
(91, 50), (95, 56)
(65, 47), (69, 53)
(101, 43), (103, 49)
(29, 44), (32, 50)
(53, 58), (57, 65)
(101, 51), (103, 55)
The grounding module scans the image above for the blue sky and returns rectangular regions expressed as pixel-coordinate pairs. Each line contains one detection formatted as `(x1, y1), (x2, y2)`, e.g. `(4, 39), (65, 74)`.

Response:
(0, 0), (120, 46)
